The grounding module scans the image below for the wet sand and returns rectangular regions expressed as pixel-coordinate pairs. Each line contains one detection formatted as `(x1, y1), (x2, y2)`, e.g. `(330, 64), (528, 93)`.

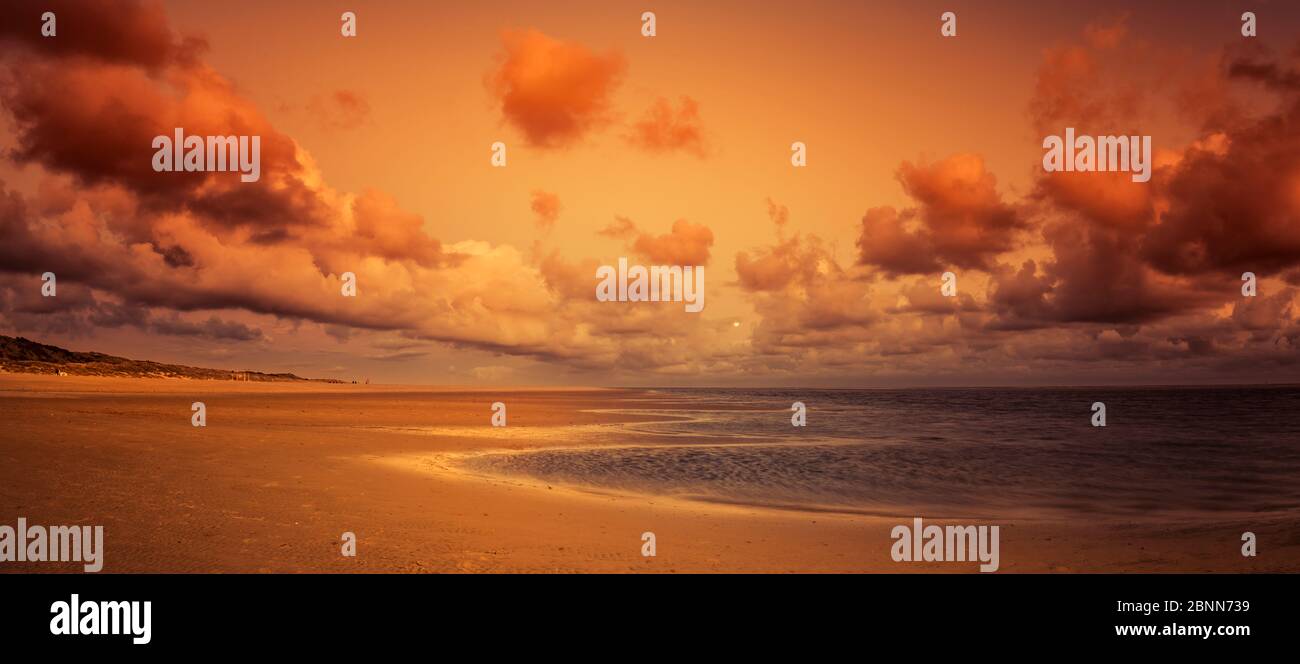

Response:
(0, 374), (1295, 573)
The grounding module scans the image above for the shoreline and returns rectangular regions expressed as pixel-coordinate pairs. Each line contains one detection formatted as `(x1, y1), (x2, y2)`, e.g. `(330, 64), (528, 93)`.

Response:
(402, 442), (1300, 524)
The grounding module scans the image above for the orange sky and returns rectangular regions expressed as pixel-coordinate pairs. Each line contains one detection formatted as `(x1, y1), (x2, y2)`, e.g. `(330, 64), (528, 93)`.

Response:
(1, 0), (1299, 386)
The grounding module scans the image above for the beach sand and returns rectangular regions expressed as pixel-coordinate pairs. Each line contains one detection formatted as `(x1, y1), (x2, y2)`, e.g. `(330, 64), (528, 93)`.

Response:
(0, 374), (1294, 573)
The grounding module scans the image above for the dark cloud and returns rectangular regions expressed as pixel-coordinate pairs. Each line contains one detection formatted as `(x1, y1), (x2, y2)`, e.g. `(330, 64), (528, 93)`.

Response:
(998, 38), (1300, 334)
(0, 0), (206, 70)
(0, 272), (262, 342)
(1141, 51), (1300, 276)
(147, 313), (264, 341)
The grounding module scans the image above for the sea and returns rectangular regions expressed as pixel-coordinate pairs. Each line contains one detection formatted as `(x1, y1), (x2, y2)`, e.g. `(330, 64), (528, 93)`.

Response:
(461, 386), (1300, 519)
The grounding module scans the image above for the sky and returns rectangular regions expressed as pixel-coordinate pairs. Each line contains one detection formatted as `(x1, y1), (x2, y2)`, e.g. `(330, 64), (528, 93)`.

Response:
(1, 0), (1299, 386)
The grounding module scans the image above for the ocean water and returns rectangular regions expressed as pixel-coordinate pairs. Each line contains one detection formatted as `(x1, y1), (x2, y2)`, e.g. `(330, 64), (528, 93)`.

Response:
(461, 386), (1300, 519)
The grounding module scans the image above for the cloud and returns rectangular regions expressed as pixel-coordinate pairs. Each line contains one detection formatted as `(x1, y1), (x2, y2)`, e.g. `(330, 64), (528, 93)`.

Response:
(765, 198), (789, 230)
(1004, 34), (1300, 332)
(596, 215), (636, 238)
(470, 365), (516, 382)
(0, 272), (263, 342)
(0, 0), (206, 71)
(530, 190), (561, 231)
(894, 278), (976, 316)
(1227, 45), (1300, 92)
(147, 313), (264, 341)
(346, 189), (446, 268)
(0, 31), (328, 239)
(594, 217), (714, 266)
(736, 234), (828, 293)
(1026, 27), (1153, 136)
(1140, 49), (1300, 277)
(1232, 288), (1297, 336)
(486, 28), (626, 148)
(1037, 217), (1214, 325)
(306, 90), (371, 131)
(735, 202), (876, 359)
(728, 26), (1300, 383)
(2, 4), (1299, 385)
(631, 219), (714, 266)
(626, 96), (707, 157)
(855, 206), (942, 275)
(735, 200), (815, 291)
(856, 154), (1024, 275)
(0, 5), (646, 369)
(1083, 14), (1128, 50)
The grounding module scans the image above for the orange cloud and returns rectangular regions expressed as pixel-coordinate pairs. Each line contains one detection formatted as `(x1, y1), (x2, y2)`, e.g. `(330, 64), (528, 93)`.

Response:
(857, 154), (1023, 275)
(1083, 14), (1128, 50)
(486, 28), (626, 148)
(631, 219), (714, 266)
(306, 90), (371, 131)
(856, 206), (941, 276)
(734, 206), (876, 357)
(348, 189), (445, 267)
(3, 2), (1300, 385)
(530, 190), (561, 231)
(626, 96), (707, 157)
(595, 217), (714, 266)
(596, 215), (636, 238)
(0, 3), (745, 378)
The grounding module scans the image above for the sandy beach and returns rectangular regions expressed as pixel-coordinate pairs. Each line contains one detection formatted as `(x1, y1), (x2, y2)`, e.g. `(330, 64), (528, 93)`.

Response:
(0, 373), (1295, 573)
